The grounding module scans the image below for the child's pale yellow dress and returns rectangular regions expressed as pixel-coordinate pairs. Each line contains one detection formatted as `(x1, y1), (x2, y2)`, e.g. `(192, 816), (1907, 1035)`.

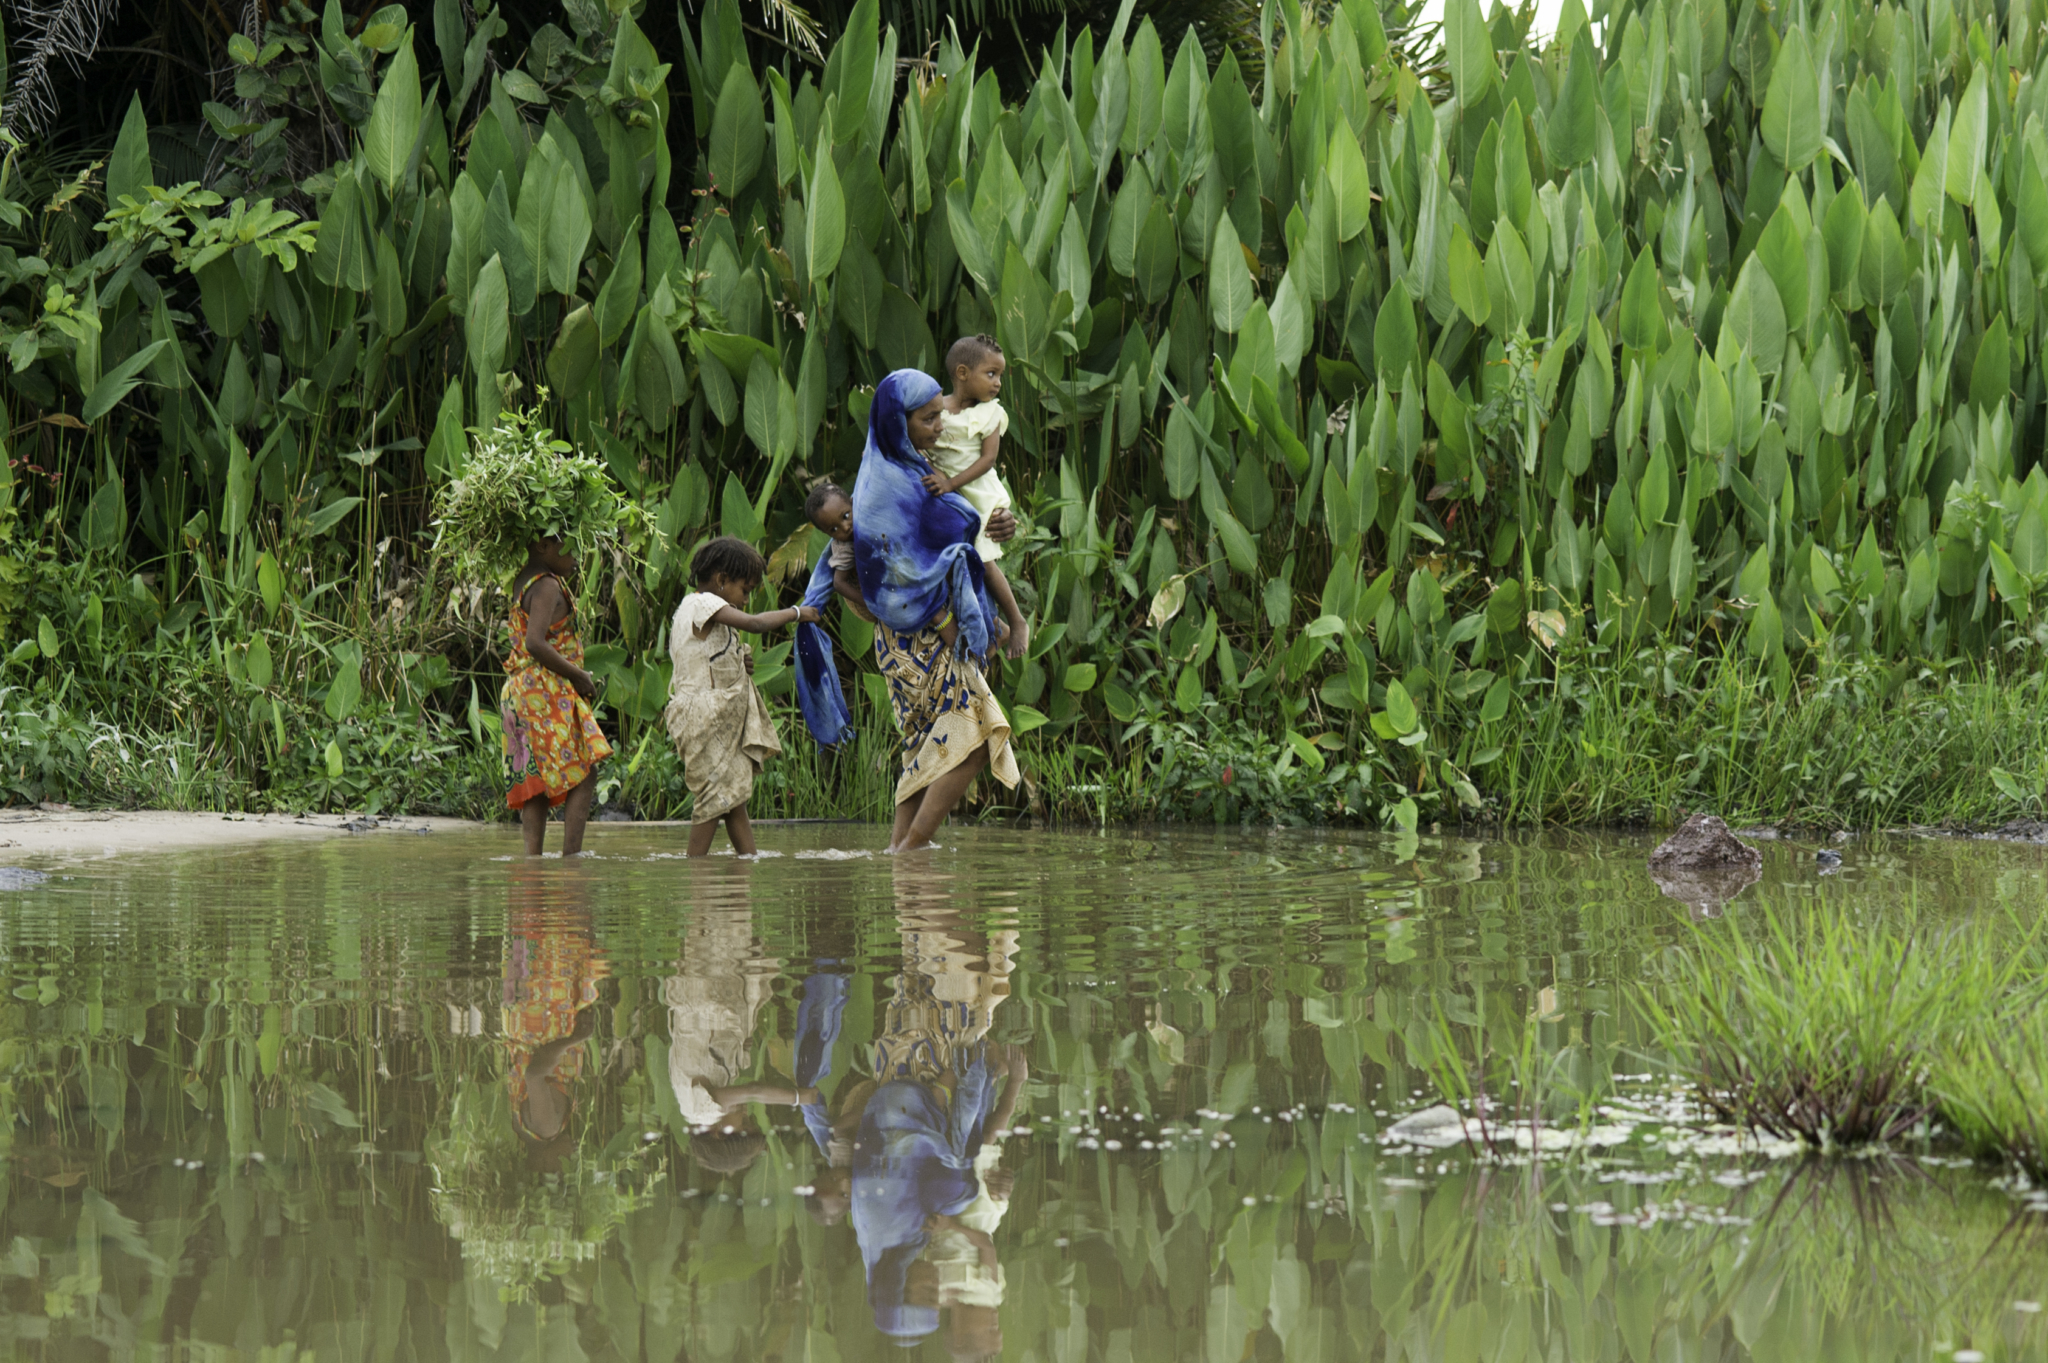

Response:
(664, 591), (781, 825)
(931, 400), (1013, 562)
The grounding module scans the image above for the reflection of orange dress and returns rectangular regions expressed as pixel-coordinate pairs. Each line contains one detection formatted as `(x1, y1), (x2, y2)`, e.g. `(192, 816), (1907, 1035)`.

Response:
(502, 908), (610, 1134)
(502, 573), (612, 809)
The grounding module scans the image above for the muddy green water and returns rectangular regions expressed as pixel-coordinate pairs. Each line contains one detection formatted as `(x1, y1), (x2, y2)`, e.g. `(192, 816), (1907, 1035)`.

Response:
(0, 826), (2042, 1362)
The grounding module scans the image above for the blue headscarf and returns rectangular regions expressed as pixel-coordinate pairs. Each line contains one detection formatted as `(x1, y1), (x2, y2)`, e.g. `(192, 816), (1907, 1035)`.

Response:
(851, 370), (995, 660)
(792, 555), (852, 747)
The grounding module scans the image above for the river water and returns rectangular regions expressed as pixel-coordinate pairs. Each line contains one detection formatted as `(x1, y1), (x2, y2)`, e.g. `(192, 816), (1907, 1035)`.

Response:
(0, 825), (2042, 1361)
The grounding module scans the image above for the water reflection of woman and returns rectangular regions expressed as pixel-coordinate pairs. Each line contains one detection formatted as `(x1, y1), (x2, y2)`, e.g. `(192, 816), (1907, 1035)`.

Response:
(501, 870), (608, 1168)
(665, 870), (812, 1175)
(814, 861), (1027, 1353)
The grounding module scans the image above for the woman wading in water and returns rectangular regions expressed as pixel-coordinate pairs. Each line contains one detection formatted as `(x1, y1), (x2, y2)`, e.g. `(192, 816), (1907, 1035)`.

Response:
(850, 370), (1022, 852)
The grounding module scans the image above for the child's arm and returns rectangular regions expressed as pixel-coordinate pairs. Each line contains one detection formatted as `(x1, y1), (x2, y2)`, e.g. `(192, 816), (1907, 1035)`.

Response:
(521, 577), (598, 700)
(702, 603), (822, 636)
(831, 568), (877, 621)
(921, 432), (1002, 496)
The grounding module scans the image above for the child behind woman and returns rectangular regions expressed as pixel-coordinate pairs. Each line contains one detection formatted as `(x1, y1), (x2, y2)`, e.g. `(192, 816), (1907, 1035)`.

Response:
(927, 335), (1029, 659)
(665, 536), (819, 857)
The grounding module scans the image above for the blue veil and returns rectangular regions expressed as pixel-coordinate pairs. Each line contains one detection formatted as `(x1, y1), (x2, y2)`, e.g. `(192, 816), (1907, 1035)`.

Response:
(851, 369), (995, 660)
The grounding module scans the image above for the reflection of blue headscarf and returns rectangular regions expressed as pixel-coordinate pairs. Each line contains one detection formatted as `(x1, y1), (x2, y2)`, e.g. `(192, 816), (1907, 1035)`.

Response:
(793, 557), (852, 747)
(794, 971), (848, 1158)
(850, 1075), (993, 1343)
(851, 370), (995, 659)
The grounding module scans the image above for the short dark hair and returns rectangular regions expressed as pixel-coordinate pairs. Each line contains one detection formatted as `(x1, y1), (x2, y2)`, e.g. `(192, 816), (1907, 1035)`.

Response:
(946, 333), (1003, 378)
(690, 535), (767, 587)
(803, 481), (849, 524)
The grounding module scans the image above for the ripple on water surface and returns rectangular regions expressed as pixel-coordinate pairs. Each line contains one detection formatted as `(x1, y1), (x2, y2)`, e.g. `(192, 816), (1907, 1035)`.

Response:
(0, 825), (2042, 1360)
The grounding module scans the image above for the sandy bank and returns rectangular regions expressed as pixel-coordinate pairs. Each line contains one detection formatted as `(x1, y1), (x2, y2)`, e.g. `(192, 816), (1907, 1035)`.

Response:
(0, 808), (492, 863)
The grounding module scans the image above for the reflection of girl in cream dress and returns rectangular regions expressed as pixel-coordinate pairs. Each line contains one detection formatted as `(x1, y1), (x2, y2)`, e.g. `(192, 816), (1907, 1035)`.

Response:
(664, 898), (809, 1173)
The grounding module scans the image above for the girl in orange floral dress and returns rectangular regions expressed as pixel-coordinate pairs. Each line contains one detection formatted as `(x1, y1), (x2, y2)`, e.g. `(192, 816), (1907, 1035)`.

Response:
(503, 535), (613, 856)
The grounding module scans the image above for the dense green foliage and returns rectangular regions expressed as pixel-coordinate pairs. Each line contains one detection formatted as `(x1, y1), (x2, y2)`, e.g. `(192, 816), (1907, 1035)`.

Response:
(3, 0), (2048, 823)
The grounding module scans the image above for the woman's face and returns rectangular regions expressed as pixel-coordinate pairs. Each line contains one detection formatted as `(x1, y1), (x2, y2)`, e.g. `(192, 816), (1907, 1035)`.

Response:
(906, 395), (945, 452)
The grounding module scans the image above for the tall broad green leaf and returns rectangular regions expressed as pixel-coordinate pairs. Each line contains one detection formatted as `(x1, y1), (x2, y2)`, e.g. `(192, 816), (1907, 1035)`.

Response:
(546, 304), (600, 397)
(996, 243), (1054, 369)
(1546, 33), (1599, 167)
(362, 30), (423, 190)
(1821, 181), (1865, 295)
(1946, 65), (1988, 205)
(806, 137), (847, 282)
(1909, 101), (1950, 229)
(106, 96), (153, 207)
(1486, 217), (1533, 333)
(1327, 127), (1372, 242)
(1447, 224), (1489, 327)
(836, 238), (887, 347)
(1691, 353), (1736, 451)
(311, 168), (373, 291)
(594, 218), (642, 345)
(1126, 19), (1165, 153)
(1442, 0), (1495, 102)
(1108, 165), (1153, 277)
(1163, 403), (1202, 499)
(1971, 314), (2011, 411)
(1858, 198), (1911, 306)
(1373, 278), (1419, 387)
(2020, 155), (2048, 281)
(82, 342), (168, 424)
(1720, 256), (1787, 374)
(1759, 26), (1820, 172)
(1208, 214), (1255, 333)
(1619, 246), (1662, 348)
(708, 61), (766, 198)
(1753, 202), (1808, 333)
(1135, 201), (1178, 304)
(484, 173), (536, 314)
(466, 254), (510, 378)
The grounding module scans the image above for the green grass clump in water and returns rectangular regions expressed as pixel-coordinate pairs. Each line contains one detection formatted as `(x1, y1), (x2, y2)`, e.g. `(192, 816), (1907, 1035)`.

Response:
(1642, 902), (2048, 1158)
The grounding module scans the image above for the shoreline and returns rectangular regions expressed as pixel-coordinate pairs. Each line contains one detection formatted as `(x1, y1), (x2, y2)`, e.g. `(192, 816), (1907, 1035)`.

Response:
(0, 808), (492, 863)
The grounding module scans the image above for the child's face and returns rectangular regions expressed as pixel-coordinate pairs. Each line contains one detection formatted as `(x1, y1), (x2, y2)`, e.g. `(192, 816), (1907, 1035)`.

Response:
(705, 573), (758, 610)
(813, 493), (854, 542)
(908, 396), (946, 451)
(954, 352), (1005, 405)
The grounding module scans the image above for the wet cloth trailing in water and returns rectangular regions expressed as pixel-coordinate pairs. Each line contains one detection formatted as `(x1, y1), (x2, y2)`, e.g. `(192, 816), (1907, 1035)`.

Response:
(850, 370), (1019, 803)
(664, 591), (782, 825)
(501, 573), (612, 809)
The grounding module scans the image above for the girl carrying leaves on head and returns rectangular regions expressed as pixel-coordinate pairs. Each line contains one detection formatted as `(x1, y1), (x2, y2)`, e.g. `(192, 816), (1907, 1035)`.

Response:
(433, 405), (650, 857)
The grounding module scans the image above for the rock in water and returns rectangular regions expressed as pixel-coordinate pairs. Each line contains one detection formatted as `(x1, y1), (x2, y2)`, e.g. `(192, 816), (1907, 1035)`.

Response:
(1648, 814), (1763, 872)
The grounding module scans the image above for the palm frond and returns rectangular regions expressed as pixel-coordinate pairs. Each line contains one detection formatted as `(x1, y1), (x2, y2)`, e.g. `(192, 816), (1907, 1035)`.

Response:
(3, 0), (124, 138)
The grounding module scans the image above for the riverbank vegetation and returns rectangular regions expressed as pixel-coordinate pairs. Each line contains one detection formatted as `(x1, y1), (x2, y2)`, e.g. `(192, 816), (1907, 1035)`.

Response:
(1645, 900), (2048, 1175)
(2, 0), (2047, 830)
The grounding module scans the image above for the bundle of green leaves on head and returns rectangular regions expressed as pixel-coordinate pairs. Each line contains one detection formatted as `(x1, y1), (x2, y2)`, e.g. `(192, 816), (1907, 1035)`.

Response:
(430, 403), (654, 588)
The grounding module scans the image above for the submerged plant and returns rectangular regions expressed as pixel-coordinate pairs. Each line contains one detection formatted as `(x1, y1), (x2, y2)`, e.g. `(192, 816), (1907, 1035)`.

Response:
(429, 405), (654, 588)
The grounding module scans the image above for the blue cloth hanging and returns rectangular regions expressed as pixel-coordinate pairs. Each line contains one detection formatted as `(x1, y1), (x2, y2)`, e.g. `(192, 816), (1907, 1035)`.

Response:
(792, 553), (853, 747)
(850, 369), (995, 661)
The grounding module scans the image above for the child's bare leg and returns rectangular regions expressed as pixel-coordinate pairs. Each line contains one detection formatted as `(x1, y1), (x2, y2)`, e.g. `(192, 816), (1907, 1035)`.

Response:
(521, 795), (551, 856)
(901, 746), (988, 850)
(726, 807), (757, 856)
(559, 773), (597, 855)
(888, 789), (926, 852)
(984, 563), (1029, 660)
(687, 818), (719, 857)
